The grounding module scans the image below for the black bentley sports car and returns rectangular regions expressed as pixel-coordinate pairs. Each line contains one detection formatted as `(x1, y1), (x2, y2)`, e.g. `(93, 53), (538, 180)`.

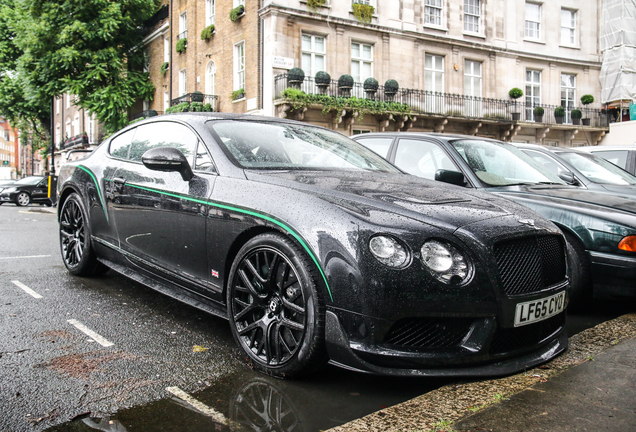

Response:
(57, 114), (569, 378)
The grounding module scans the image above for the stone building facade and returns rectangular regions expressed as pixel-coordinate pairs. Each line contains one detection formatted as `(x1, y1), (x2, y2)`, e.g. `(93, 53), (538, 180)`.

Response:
(139, 0), (609, 146)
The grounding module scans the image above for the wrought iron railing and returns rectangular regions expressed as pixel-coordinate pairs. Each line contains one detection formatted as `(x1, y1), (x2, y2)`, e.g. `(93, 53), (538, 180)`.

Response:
(274, 74), (609, 128)
(177, 30), (188, 41)
(170, 93), (219, 111)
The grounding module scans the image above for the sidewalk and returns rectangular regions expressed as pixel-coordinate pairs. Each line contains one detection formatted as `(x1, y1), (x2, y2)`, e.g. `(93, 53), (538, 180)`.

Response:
(328, 313), (636, 432)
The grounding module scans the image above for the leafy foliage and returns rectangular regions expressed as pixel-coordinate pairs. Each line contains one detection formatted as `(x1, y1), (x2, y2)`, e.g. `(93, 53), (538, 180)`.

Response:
(338, 74), (354, 88)
(363, 77), (379, 91)
(533, 106), (544, 115)
(307, 0), (327, 12)
(509, 88), (524, 99)
(231, 88), (245, 101)
(164, 101), (213, 114)
(287, 67), (305, 83)
(554, 106), (566, 117)
(176, 38), (187, 53)
(160, 61), (169, 76)
(384, 79), (399, 94)
(201, 24), (215, 41)
(230, 5), (245, 22)
(571, 109), (582, 119)
(352, 3), (374, 24)
(315, 71), (331, 85)
(580, 94), (594, 105)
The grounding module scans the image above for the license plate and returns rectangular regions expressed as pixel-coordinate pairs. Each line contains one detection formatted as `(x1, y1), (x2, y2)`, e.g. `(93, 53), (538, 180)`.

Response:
(514, 291), (566, 327)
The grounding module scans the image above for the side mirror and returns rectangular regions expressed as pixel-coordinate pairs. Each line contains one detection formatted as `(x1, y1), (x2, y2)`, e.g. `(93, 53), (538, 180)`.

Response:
(435, 169), (466, 186)
(558, 171), (579, 186)
(142, 146), (194, 181)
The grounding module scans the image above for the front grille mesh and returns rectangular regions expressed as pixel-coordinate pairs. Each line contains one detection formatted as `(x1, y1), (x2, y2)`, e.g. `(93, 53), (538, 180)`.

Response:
(384, 318), (473, 349)
(494, 235), (566, 296)
(490, 313), (565, 355)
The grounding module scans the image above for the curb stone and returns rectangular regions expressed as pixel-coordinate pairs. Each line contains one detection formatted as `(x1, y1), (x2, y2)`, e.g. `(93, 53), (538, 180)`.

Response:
(326, 313), (636, 432)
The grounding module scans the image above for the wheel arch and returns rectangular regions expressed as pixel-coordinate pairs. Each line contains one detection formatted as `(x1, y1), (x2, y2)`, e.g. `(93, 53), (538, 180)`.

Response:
(57, 185), (81, 220)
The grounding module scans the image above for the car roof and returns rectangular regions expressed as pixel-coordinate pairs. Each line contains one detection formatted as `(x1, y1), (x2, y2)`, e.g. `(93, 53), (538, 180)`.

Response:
(514, 144), (589, 154)
(574, 145), (636, 151)
(351, 131), (502, 142)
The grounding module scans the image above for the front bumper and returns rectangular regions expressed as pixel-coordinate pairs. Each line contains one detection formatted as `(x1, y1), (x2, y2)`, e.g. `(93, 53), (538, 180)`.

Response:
(590, 251), (636, 297)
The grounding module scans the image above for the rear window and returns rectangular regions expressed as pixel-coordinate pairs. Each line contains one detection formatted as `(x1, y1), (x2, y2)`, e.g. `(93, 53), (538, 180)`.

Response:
(590, 150), (629, 169)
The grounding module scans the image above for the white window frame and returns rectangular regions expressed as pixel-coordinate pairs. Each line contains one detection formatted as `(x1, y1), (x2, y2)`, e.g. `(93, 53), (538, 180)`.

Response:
(87, 114), (95, 144)
(464, 0), (481, 34)
(179, 68), (187, 96)
(164, 91), (170, 111)
(65, 94), (70, 109)
(56, 98), (60, 115)
(525, 69), (541, 120)
(525, 2), (541, 40)
(206, 61), (216, 109)
(179, 11), (187, 39)
(55, 123), (61, 144)
(425, 54), (444, 93)
(205, 0), (216, 27)
(464, 60), (482, 97)
(424, 0), (443, 28)
(561, 9), (576, 46)
(301, 34), (326, 79)
(233, 0), (245, 7)
(73, 112), (80, 137)
(561, 73), (576, 123)
(350, 42), (373, 84)
(65, 117), (71, 139)
(234, 41), (245, 92)
(164, 36), (170, 63)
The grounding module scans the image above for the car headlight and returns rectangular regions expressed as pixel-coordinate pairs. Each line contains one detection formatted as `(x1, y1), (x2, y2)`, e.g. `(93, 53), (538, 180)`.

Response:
(421, 240), (471, 284)
(3, 187), (16, 192)
(369, 235), (410, 268)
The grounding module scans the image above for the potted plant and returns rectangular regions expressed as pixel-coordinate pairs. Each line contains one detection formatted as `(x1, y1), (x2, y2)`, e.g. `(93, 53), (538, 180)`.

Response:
(554, 106), (566, 124)
(201, 24), (215, 41)
(384, 79), (399, 99)
(533, 106), (544, 122)
(176, 38), (187, 54)
(509, 88), (523, 120)
(571, 109), (582, 125)
(352, 1), (374, 24)
(581, 94), (594, 125)
(364, 77), (379, 99)
(307, 0), (327, 12)
(191, 91), (205, 102)
(287, 67), (305, 88)
(338, 74), (354, 96)
(160, 62), (169, 76)
(315, 71), (331, 94)
(230, 5), (245, 22)
(230, 88), (245, 101)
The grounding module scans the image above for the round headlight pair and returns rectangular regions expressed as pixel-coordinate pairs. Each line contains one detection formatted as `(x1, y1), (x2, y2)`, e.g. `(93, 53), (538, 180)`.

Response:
(369, 235), (410, 268)
(421, 240), (471, 285)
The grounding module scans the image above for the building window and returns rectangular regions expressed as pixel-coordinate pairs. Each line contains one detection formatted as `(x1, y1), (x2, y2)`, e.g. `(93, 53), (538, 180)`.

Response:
(87, 114), (95, 143)
(425, 54), (444, 92)
(73, 112), (80, 137)
(65, 118), (71, 139)
(56, 98), (60, 115)
(301, 34), (326, 78)
(561, 74), (576, 123)
(234, 42), (245, 91)
(425, 0), (442, 26)
(164, 91), (170, 111)
(179, 68), (187, 96)
(525, 2), (541, 39)
(206, 61), (216, 109)
(234, 0), (245, 7)
(55, 123), (60, 144)
(164, 36), (170, 63)
(205, 0), (215, 26)
(464, 60), (482, 97)
(525, 69), (541, 120)
(561, 9), (576, 46)
(464, 0), (481, 33)
(65, 94), (70, 109)
(351, 42), (372, 83)
(178, 12), (187, 40)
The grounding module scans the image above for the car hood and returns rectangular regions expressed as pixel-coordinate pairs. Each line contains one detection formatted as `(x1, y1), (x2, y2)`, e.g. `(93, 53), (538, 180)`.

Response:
(491, 184), (636, 215)
(245, 170), (547, 231)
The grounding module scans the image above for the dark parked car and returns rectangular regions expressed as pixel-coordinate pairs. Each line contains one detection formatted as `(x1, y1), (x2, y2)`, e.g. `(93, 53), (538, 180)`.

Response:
(0, 176), (52, 206)
(573, 145), (636, 175)
(57, 114), (569, 378)
(352, 132), (636, 305)
(517, 144), (636, 198)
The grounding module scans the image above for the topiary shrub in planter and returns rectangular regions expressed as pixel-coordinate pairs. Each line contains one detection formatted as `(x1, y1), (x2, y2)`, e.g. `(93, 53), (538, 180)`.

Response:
(201, 24), (215, 41)
(176, 38), (187, 53)
(352, 2), (374, 24)
(315, 71), (331, 94)
(384, 79), (399, 98)
(231, 88), (245, 101)
(509, 87), (523, 120)
(554, 106), (566, 124)
(191, 91), (204, 102)
(581, 95), (594, 125)
(363, 77), (379, 98)
(338, 74), (354, 96)
(571, 109), (582, 125)
(160, 62), (169, 76)
(287, 67), (305, 88)
(230, 5), (245, 22)
(533, 106), (544, 122)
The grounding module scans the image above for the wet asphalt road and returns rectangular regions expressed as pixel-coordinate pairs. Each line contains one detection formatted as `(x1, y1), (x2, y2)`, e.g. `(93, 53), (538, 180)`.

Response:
(0, 203), (632, 432)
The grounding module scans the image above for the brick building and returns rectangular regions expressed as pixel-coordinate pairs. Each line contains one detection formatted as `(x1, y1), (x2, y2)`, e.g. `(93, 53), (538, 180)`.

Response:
(139, 0), (610, 146)
(0, 117), (19, 178)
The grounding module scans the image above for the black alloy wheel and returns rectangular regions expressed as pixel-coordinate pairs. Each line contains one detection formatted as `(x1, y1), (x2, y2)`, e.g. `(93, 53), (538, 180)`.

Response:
(564, 231), (593, 311)
(59, 193), (106, 276)
(227, 233), (326, 378)
(16, 191), (30, 206)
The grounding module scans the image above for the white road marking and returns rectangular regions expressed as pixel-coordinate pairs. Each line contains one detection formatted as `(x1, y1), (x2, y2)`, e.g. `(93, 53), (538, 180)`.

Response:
(166, 386), (228, 424)
(11, 281), (43, 299)
(0, 255), (51, 260)
(67, 319), (114, 347)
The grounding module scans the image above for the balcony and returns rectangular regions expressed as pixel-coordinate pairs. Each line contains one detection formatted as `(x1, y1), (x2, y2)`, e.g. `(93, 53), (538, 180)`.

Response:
(170, 93), (219, 111)
(274, 74), (609, 143)
(132, 110), (163, 120)
(60, 134), (88, 150)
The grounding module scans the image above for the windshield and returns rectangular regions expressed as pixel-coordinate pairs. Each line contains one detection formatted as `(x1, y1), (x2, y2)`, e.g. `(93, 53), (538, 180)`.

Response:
(557, 152), (636, 185)
(208, 121), (400, 172)
(450, 140), (565, 186)
(15, 176), (44, 185)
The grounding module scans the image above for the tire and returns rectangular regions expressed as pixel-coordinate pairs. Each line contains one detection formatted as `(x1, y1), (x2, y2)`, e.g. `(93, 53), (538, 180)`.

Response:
(59, 193), (107, 276)
(15, 192), (30, 206)
(564, 232), (593, 311)
(227, 232), (327, 378)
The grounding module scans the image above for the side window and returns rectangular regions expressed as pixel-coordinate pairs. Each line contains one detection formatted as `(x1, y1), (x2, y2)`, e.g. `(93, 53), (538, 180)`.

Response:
(394, 139), (458, 179)
(129, 122), (198, 164)
(195, 141), (216, 172)
(522, 150), (564, 176)
(355, 137), (393, 158)
(592, 150), (629, 169)
(109, 128), (136, 159)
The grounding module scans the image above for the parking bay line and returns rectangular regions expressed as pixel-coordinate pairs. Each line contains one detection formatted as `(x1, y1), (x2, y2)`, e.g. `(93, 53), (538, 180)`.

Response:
(11, 280), (43, 299)
(1, 255), (51, 260)
(67, 319), (114, 347)
(166, 386), (228, 425)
